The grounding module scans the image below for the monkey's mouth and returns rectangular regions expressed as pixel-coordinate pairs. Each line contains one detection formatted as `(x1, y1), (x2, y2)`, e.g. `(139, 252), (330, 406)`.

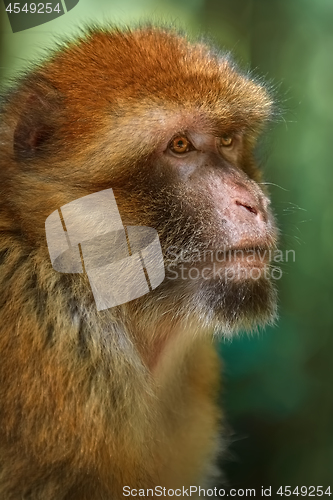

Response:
(172, 245), (273, 266)
(200, 246), (274, 282)
(164, 245), (278, 284)
(222, 246), (271, 265)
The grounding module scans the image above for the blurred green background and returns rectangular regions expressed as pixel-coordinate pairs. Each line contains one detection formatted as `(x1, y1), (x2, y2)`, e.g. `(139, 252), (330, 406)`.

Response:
(1, 0), (332, 494)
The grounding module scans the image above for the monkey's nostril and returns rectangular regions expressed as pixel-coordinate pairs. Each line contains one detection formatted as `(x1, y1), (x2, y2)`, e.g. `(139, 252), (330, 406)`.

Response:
(236, 200), (258, 216)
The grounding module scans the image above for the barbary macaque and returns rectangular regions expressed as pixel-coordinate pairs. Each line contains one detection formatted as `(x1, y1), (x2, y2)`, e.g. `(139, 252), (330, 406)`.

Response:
(0, 26), (278, 499)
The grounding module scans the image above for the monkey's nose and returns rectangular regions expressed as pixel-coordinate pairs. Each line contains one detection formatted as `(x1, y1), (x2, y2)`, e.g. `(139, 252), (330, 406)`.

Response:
(235, 200), (258, 216)
(234, 193), (267, 223)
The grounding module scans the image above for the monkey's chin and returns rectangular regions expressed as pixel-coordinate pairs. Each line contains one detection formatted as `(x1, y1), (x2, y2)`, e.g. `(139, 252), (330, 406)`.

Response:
(192, 272), (278, 336)
(162, 262), (278, 336)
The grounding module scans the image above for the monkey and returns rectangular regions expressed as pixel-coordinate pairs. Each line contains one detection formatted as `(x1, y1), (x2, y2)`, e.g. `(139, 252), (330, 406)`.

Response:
(0, 25), (278, 499)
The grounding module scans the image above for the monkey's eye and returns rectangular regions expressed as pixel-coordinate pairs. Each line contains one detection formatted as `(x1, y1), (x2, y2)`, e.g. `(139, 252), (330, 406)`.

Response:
(220, 134), (234, 148)
(169, 136), (192, 154)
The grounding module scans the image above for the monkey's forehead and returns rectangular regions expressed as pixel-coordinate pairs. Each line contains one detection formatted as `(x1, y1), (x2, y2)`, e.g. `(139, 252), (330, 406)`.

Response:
(36, 27), (272, 125)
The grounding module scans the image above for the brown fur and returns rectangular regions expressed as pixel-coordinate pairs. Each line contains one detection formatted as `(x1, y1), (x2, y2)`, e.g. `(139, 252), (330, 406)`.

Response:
(0, 26), (276, 499)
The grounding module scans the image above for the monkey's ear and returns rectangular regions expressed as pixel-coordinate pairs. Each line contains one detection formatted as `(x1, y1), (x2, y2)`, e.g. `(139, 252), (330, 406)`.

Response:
(13, 79), (63, 160)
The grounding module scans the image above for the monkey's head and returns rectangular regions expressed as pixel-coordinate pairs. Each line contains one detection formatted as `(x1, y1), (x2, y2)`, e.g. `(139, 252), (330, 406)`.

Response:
(1, 27), (278, 338)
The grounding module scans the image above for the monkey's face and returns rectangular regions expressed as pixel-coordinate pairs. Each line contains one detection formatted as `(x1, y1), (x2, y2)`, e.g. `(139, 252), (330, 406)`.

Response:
(164, 131), (277, 333)
(3, 28), (278, 335)
(106, 109), (278, 334)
